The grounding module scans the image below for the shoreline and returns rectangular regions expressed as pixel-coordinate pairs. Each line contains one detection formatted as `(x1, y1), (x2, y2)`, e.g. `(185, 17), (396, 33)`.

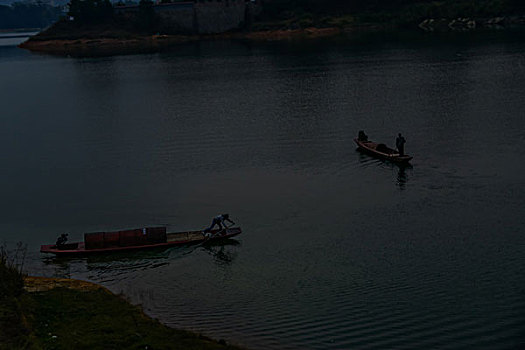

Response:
(24, 275), (114, 292)
(18, 18), (525, 57)
(18, 27), (343, 57)
(21, 275), (245, 349)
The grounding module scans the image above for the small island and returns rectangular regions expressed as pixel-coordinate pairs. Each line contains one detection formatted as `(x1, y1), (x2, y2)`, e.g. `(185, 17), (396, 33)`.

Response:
(18, 0), (525, 57)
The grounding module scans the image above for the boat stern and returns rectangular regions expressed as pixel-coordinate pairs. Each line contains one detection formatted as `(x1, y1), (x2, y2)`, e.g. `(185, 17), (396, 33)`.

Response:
(40, 242), (81, 254)
(40, 244), (57, 254)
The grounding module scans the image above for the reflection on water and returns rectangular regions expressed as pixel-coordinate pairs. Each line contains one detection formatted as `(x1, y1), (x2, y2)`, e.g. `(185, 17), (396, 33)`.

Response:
(0, 31), (37, 47)
(396, 165), (410, 189)
(41, 239), (240, 280)
(42, 256), (74, 279)
(203, 239), (240, 266)
(356, 149), (413, 189)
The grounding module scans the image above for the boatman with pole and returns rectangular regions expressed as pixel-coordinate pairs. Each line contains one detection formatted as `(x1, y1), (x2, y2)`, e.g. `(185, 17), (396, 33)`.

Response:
(396, 133), (406, 156)
(203, 214), (235, 237)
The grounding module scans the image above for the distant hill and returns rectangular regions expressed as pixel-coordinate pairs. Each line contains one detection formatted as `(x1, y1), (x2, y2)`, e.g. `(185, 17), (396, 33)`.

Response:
(0, 2), (64, 29)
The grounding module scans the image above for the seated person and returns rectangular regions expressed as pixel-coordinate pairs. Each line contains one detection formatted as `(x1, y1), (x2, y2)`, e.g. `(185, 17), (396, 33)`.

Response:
(55, 233), (68, 247)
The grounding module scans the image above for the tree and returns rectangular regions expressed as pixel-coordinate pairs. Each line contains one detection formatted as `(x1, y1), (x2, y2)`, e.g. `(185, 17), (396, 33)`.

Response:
(68, 0), (112, 23)
(135, 0), (156, 32)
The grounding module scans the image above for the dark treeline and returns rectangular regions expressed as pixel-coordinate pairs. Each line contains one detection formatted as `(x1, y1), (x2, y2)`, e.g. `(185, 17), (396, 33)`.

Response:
(261, 0), (525, 23)
(17, 0), (525, 36)
(0, 2), (63, 29)
(32, 0), (164, 39)
(65, 0), (155, 32)
(67, 0), (111, 23)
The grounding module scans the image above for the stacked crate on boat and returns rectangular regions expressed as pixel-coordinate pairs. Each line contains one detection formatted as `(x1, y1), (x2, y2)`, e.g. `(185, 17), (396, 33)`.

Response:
(145, 227), (167, 244)
(103, 232), (120, 248)
(119, 229), (146, 247)
(84, 227), (168, 250)
(84, 232), (105, 250)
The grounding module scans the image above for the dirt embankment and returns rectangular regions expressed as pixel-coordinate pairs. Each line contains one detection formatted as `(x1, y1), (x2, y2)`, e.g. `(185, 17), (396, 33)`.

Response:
(244, 27), (341, 40)
(19, 27), (342, 57)
(23, 276), (110, 293)
(19, 35), (193, 56)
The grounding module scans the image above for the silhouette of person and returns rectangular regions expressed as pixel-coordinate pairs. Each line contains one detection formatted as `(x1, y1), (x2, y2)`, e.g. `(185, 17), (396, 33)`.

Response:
(203, 214), (235, 234)
(396, 133), (406, 156)
(55, 233), (68, 247)
(358, 130), (368, 141)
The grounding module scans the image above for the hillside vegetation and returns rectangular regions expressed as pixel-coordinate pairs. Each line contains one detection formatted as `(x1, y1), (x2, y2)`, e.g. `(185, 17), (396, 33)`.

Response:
(257, 0), (525, 29)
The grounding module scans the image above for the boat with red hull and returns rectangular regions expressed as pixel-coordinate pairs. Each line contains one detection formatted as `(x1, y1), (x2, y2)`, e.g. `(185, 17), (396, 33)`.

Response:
(354, 138), (413, 163)
(41, 227), (242, 256)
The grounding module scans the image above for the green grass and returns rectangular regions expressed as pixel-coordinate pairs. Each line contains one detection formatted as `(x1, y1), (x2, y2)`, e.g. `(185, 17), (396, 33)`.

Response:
(0, 244), (35, 350)
(28, 288), (242, 350)
(1, 246), (243, 350)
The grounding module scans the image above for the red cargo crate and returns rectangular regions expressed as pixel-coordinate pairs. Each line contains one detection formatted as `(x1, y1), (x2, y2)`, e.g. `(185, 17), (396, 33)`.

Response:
(119, 229), (146, 247)
(103, 231), (120, 248)
(85, 232), (105, 250)
(146, 227), (167, 244)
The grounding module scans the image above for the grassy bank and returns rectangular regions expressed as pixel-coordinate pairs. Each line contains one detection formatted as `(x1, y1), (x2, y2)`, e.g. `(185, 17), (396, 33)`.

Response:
(27, 286), (242, 350)
(0, 244), (32, 349)
(0, 250), (244, 350)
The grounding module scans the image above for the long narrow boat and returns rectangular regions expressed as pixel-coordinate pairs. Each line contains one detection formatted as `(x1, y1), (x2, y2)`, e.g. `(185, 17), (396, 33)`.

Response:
(354, 138), (413, 163)
(41, 227), (242, 256)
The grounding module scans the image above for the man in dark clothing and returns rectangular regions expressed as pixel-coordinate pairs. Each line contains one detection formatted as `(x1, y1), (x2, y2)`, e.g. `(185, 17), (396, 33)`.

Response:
(55, 233), (68, 247)
(396, 133), (406, 156)
(358, 130), (368, 142)
(203, 214), (235, 234)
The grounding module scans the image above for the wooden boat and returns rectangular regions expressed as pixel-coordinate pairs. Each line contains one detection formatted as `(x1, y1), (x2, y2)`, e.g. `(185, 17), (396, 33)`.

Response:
(354, 138), (413, 163)
(40, 226), (242, 256)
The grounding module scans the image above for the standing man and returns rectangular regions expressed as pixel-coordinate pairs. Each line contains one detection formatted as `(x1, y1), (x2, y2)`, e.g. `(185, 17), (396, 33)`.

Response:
(396, 133), (406, 156)
(203, 214), (235, 234)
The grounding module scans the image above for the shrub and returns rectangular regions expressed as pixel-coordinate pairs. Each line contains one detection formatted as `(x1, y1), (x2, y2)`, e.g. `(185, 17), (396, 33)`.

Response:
(0, 243), (26, 300)
(0, 243), (31, 348)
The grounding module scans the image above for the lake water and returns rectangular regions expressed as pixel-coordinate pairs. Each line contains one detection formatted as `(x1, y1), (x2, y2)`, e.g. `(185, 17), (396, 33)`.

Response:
(1, 31), (525, 349)
(0, 31), (37, 46)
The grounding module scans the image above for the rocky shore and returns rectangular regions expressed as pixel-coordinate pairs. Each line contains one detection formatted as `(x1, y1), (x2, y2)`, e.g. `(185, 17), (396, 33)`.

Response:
(18, 13), (525, 57)
(24, 275), (114, 292)
(19, 27), (341, 57)
(19, 35), (193, 56)
(418, 15), (525, 31)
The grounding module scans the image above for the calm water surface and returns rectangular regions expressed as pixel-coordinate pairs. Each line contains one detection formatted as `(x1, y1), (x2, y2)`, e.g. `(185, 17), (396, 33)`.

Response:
(1, 31), (525, 349)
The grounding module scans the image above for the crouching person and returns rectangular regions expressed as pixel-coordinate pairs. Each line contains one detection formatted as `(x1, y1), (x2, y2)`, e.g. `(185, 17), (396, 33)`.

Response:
(203, 214), (235, 237)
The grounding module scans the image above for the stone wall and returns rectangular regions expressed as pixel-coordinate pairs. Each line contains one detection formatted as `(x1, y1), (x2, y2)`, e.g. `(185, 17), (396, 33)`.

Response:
(155, 2), (195, 34)
(245, 0), (262, 29)
(114, 0), (249, 34)
(194, 0), (246, 34)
